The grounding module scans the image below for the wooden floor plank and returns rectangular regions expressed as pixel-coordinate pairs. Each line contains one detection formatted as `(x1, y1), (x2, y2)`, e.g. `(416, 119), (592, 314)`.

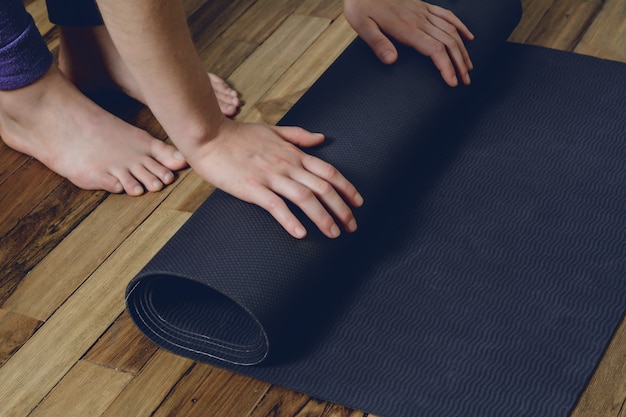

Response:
(509, 0), (555, 43)
(28, 360), (133, 417)
(0, 209), (190, 417)
(572, 318), (626, 417)
(0, 309), (41, 367)
(83, 312), (159, 375)
(3, 189), (181, 321)
(188, 0), (256, 51)
(160, 170), (216, 213)
(229, 14), (332, 120)
(151, 364), (269, 417)
(525, 0), (602, 51)
(295, 0), (344, 20)
(199, 37), (258, 80)
(222, 0), (302, 44)
(248, 386), (311, 417)
(99, 350), (194, 417)
(0, 142), (26, 186)
(0, 184), (106, 305)
(575, 0), (626, 61)
(24, 0), (53, 39)
(252, 14), (357, 125)
(0, 160), (61, 238)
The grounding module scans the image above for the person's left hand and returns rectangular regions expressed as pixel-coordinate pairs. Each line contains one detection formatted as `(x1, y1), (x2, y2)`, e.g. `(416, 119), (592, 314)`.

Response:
(344, 0), (475, 87)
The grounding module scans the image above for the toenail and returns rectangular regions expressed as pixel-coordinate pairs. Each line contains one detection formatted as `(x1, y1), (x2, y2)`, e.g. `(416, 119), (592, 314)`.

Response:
(134, 186), (144, 195)
(164, 172), (174, 183)
(153, 180), (162, 190)
(173, 151), (185, 161)
(113, 183), (123, 193)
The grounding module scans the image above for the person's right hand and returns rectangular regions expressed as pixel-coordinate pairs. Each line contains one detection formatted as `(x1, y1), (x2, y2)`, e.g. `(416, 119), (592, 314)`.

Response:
(186, 118), (364, 239)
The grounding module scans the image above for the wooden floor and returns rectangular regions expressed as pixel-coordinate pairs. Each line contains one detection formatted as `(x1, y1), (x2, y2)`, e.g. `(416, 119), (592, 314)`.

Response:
(1, 0), (625, 416)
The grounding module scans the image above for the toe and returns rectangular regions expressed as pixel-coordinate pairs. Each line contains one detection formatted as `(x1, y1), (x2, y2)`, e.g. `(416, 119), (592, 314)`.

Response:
(150, 139), (188, 171)
(115, 170), (145, 196)
(144, 157), (176, 186)
(99, 174), (125, 194)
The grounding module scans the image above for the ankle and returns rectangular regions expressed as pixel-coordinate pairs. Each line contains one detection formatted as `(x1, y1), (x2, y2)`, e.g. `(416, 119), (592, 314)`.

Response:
(0, 80), (44, 125)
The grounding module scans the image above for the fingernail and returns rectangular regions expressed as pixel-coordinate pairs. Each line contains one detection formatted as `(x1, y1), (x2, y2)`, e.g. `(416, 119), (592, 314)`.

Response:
(347, 218), (357, 232)
(173, 151), (185, 161)
(330, 224), (341, 238)
(452, 75), (459, 86)
(382, 51), (395, 64)
(295, 226), (306, 239)
(464, 73), (471, 85)
(354, 192), (364, 207)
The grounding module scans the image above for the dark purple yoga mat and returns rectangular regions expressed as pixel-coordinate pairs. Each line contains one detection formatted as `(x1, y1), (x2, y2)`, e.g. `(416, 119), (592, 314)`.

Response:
(126, 1), (626, 416)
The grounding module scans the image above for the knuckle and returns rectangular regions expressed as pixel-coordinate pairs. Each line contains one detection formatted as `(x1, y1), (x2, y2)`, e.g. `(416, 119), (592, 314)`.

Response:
(318, 161), (338, 179)
(317, 181), (334, 197)
(293, 186), (315, 203)
(264, 194), (284, 211)
(319, 215), (336, 231)
(428, 41), (447, 56)
(336, 206), (353, 223)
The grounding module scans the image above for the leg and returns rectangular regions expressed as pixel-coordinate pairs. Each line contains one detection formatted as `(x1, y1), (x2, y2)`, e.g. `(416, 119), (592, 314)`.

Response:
(0, 0), (53, 90)
(0, 0), (187, 195)
(46, 0), (239, 116)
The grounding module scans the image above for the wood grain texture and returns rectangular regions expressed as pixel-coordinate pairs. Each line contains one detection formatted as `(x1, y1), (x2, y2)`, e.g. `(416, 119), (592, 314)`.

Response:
(0, 183), (106, 305)
(229, 14), (331, 119)
(525, 0), (602, 51)
(83, 312), (159, 374)
(0, 210), (190, 417)
(0, 309), (41, 367)
(222, 0), (302, 43)
(253, 14), (357, 125)
(151, 365), (269, 417)
(28, 360), (133, 417)
(0, 160), (62, 238)
(0, 0), (623, 416)
(0, 142), (26, 184)
(100, 350), (194, 417)
(3, 190), (179, 321)
(575, 0), (626, 61)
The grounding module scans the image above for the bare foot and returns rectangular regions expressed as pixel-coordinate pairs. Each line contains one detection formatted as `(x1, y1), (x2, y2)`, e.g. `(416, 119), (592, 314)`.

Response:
(0, 65), (187, 195)
(57, 25), (240, 116)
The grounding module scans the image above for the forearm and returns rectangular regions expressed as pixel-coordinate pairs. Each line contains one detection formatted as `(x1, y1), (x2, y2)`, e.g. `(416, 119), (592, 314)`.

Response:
(95, 0), (224, 151)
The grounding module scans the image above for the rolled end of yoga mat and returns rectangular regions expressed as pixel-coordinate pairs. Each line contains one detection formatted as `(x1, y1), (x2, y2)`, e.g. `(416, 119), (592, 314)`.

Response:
(126, 0), (522, 366)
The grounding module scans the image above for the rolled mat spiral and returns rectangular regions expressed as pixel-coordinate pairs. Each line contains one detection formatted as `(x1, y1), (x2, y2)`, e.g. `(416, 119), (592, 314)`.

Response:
(126, 0), (626, 416)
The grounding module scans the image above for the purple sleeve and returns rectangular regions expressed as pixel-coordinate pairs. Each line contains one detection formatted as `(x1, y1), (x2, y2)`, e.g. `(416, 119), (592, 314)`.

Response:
(0, 0), (53, 90)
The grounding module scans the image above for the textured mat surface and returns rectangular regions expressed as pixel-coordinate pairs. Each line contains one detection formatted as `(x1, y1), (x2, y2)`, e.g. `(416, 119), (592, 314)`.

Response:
(126, 1), (626, 416)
